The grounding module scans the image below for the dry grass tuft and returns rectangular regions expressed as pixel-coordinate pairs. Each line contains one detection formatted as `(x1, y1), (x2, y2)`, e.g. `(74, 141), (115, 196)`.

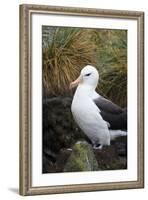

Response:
(43, 27), (97, 97)
(42, 27), (127, 107)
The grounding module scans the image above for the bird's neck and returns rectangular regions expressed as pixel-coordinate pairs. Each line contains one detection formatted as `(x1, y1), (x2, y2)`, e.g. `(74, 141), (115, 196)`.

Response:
(74, 84), (95, 99)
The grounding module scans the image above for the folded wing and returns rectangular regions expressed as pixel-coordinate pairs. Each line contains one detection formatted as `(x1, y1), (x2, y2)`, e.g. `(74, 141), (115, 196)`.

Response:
(93, 95), (127, 130)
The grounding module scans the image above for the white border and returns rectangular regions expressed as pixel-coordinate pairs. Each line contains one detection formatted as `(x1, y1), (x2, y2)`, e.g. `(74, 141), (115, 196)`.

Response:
(32, 13), (137, 187)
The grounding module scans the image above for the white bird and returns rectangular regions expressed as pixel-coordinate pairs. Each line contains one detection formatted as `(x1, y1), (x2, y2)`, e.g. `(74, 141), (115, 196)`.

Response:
(70, 65), (127, 149)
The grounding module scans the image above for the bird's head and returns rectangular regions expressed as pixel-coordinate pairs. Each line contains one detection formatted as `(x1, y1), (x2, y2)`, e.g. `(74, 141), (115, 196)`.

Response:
(70, 65), (99, 89)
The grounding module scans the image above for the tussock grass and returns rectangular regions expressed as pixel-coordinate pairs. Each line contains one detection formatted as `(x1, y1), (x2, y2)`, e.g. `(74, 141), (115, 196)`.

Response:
(42, 27), (127, 107)
(43, 27), (97, 96)
(95, 30), (127, 107)
(98, 65), (127, 107)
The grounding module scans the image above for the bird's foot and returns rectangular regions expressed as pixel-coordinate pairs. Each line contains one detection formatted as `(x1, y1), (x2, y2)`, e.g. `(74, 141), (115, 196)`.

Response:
(93, 144), (103, 150)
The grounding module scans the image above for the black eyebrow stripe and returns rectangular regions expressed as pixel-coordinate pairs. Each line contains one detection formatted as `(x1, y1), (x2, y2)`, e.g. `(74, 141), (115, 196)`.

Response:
(85, 73), (91, 76)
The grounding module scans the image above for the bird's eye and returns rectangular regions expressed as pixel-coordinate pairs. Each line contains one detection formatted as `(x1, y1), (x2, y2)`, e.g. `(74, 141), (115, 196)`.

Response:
(85, 73), (91, 76)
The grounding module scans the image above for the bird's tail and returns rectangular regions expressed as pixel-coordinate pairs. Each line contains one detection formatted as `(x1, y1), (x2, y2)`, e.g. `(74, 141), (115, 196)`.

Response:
(109, 130), (127, 140)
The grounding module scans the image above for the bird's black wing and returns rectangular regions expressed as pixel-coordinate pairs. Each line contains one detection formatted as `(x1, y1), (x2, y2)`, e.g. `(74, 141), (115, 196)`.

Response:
(93, 95), (123, 114)
(93, 95), (127, 130)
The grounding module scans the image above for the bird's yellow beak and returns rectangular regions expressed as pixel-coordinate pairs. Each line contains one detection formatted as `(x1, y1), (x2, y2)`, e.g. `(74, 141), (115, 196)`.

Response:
(69, 76), (82, 89)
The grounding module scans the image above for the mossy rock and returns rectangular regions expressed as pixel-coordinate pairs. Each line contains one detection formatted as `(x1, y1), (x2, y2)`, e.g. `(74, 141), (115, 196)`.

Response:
(64, 141), (98, 172)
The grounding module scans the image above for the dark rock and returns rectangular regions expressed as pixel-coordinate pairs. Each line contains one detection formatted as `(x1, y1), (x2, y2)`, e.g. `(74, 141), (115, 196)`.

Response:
(114, 136), (127, 157)
(43, 149), (57, 163)
(56, 148), (73, 172)
(43, 154), (56, 173)
(43, 96), (90, 154)
(94, 136), (127, 170)
(42, 96), (127, 173)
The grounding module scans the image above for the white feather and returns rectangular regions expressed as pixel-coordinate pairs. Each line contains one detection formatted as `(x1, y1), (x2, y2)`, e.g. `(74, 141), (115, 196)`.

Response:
(71, 83), (110, 146)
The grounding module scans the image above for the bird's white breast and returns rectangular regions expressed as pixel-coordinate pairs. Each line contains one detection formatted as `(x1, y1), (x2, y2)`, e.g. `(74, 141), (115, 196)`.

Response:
(71, 85), (110, 145)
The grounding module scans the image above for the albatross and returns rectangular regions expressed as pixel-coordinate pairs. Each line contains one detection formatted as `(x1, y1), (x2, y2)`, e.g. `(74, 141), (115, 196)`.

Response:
(70, 65), (127, 149)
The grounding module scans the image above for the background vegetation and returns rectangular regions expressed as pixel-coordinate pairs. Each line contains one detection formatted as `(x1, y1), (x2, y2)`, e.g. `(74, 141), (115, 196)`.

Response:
(42, 26), (127, 107)
(42, 27), (127, 173)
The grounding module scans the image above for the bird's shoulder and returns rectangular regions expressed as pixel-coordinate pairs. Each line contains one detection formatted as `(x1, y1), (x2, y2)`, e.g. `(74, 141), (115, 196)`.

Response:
(93, 94), (123, 114)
